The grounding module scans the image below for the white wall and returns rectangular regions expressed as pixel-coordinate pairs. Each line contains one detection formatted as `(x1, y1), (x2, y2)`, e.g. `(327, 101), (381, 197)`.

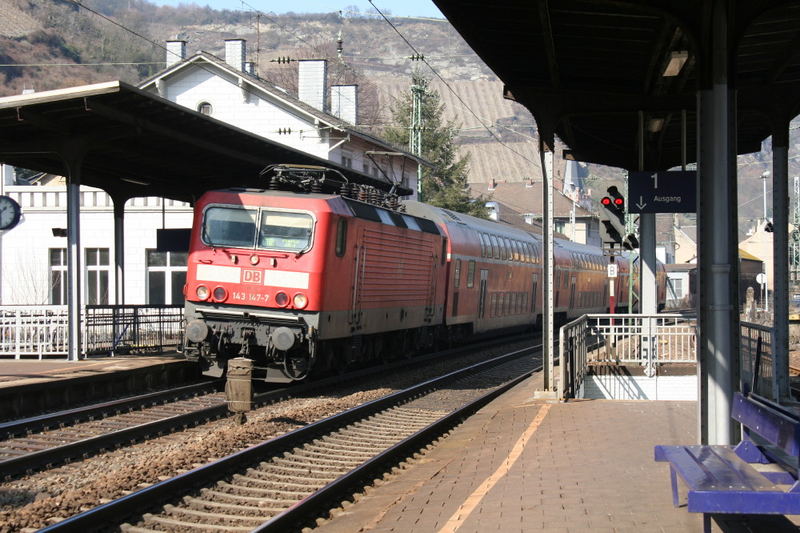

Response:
(0, 186), (193, 305)
(162, 68), (330, 160)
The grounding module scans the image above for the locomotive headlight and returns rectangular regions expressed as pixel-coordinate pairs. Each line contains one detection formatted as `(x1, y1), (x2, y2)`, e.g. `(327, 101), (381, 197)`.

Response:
(212, 286), (228, 302)
(250, 254), (259, 265)
(293, 293), (308, 309)
(196, 285), (210, 300)
(275, 291), (289, 307)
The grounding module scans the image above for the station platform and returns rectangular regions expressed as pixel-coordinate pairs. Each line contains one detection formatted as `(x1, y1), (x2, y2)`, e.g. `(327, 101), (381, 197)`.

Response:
(0, 354), (198, 419)
(317, 372), (799, 533)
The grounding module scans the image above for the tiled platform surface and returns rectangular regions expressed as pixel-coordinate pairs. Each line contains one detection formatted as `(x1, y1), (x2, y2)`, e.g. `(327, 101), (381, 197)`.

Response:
(317, 373), (793, 533)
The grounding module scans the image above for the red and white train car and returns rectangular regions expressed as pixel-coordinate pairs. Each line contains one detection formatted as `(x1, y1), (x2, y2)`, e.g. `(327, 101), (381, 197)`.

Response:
(182, 182), (663, 383)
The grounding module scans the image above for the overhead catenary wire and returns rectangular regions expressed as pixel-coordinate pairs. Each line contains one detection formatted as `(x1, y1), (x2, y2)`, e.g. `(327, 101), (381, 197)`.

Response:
(60, 0), (377, 133)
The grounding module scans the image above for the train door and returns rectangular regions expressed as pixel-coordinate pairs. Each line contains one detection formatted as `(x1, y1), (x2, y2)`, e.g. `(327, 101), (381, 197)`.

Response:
(478, 269), (489, 318)
(530, 273), (538, 314)
(569, 275), (577, 309)
(350, 233), (366, 329)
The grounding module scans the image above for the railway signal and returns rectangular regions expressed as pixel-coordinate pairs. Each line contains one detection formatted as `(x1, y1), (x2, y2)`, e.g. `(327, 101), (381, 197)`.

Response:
(600, 186), (638, 250)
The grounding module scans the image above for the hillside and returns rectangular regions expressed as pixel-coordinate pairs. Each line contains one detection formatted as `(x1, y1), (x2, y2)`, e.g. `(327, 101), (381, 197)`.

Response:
(0, 0), (796, 229)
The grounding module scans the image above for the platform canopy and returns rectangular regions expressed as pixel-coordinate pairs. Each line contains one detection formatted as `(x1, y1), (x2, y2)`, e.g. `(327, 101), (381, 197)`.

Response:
(0, 81), (412, 201)
(433, 0), (800, 170)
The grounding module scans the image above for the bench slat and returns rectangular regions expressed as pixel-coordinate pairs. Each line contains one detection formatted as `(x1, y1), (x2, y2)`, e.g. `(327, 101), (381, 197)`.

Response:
(732, 393), (800, 457)
(657, 445), (781, 492)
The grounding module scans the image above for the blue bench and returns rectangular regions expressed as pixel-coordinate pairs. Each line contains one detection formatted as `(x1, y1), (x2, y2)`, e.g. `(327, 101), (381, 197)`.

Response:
(655, 392), (800, 532)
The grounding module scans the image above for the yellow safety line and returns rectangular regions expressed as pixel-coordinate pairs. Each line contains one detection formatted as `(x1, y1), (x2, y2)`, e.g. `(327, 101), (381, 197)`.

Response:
(437, 403), (551, 533)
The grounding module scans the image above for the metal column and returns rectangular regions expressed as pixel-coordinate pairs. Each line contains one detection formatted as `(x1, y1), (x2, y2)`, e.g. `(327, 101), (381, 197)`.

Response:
(113, 197), (126, 306)
(536, 131), (556, 397)
(696, 0), (737, 445)
(64, 150), (85, 362)
(772, 122), (790, 400)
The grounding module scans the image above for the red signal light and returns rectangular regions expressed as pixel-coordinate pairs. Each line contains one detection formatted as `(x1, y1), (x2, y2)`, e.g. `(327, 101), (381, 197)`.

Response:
(614, 197), (624, 206)
(601, 197), (612, 206)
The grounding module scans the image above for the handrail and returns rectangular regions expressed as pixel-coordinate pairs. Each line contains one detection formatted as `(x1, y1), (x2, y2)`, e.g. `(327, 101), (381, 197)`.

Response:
(559, 313), (697, 400)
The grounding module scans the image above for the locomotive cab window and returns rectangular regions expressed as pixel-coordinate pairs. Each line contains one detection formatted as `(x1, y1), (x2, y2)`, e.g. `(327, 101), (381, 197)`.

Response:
(335, 218), (347, 257)
(202, 207), (258, 248)
(258, 211), (314, 252)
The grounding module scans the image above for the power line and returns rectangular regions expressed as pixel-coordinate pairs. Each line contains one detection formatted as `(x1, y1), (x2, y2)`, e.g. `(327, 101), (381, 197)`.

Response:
(367, 0), (538, 167)
(0, 62), (163, 67)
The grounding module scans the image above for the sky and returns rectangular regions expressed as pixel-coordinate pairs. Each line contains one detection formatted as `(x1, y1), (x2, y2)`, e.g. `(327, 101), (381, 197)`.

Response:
(148, 0), (445, 19)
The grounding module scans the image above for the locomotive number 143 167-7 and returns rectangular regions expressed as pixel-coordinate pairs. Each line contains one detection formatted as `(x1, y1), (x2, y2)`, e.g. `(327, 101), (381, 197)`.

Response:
(232, 291), (269, 303)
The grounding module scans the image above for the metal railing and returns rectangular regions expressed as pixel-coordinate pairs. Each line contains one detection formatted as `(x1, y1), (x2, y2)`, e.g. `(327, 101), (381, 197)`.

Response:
(559, 314), (697, 400)
(85, 305), (184, 356)
(0, 306), (70, 358)
(0, 305), (184, 359)
(740, 321), (774, 401)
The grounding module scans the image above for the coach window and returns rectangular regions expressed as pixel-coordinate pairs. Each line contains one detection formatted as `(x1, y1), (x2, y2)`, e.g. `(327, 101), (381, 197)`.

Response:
(335, 218), (347, 257)
(480, 233), (489, 257)
(454, 259), (462, 288)
(467, 260), (476, 288)
(441, 238), (447, 265)
(489, 235), (499, 259)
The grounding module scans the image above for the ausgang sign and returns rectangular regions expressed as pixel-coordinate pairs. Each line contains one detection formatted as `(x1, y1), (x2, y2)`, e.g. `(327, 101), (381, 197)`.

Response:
(628, 170), (697, 213)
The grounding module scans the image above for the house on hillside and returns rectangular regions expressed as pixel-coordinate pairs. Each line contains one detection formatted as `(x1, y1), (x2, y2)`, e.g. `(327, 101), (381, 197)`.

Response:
(139, 39), (422, 197)
(468, 180), (598, 245)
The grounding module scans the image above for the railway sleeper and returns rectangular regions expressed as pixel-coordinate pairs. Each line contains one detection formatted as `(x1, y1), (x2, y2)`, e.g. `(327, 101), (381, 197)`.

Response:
(216, 480), (312, 499)
(162, 503), (269, 527)
(287, 447), (374, 462)
(283, 451), (363, 467)
(272, 455), (349, 473)
(140, 512), (251, 532)
(327, 430), (402, 444)
(314, 437), (393, 453)
(183, 495), (283, 515)
(254, 463), (348, 480)
(199, 488), (297, 507)
(302, 443), (379, 458)
(231, 472), (322, 491)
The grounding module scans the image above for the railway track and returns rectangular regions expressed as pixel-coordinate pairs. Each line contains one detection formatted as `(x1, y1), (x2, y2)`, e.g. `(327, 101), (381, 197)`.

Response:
(40, 346), (537, 532)
(0, 381), (225, 479)
(0, 334), (538, 480)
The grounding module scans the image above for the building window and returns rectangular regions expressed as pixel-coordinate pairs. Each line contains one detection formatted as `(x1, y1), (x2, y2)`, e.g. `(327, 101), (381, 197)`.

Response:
(197, 102), (213, 116)
(341, 151), (353, 168)
(671, 278), (683, 299)
(147, 250), (187, 305)
(86, 248), (110, 305)
(49, 248), (67, 305)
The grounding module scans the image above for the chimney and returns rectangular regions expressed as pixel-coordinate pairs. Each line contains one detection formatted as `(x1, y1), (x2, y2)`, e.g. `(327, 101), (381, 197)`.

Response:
(331, 85), (357, 124)
(486, 202), (499, 222)
(166, 40), (186, 68)
(224, 39), (246, 71)
(298, 59), (328, 112)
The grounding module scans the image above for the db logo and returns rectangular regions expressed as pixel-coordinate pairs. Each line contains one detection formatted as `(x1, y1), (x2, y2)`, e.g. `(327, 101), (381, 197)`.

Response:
(243, 269), (263, 284)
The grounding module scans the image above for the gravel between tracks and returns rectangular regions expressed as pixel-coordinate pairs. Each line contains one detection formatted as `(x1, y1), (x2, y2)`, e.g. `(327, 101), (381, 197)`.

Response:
(0, 340), (533, 532)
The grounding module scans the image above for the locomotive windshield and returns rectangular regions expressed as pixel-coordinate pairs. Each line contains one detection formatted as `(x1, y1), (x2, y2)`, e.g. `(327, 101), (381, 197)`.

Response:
(202, 206), (313, 252)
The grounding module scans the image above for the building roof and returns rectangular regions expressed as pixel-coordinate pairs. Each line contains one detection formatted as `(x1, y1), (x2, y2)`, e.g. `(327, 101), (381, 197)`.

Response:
(432, 0), (800, 171)
(0, 81), (412, 202)
(469, 180), (593, 219)
(139, 52), (430, 168)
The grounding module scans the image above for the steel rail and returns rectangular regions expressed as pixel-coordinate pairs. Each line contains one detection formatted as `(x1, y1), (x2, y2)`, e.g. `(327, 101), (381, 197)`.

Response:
(40, 345), (536, 532)
(0, 380), (221, 440)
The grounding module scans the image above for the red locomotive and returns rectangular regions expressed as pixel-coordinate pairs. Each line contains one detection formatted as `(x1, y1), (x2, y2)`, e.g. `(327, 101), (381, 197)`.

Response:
(182, 166), (664, 382)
